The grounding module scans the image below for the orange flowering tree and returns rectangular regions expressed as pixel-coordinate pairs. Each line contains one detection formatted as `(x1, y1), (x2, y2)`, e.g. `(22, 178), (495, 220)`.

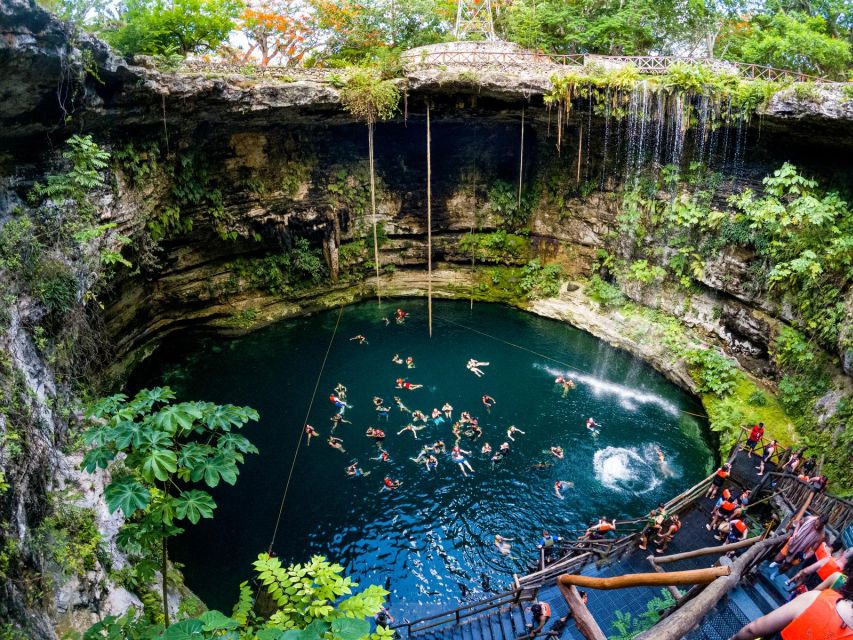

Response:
(229, 0), (316, 65)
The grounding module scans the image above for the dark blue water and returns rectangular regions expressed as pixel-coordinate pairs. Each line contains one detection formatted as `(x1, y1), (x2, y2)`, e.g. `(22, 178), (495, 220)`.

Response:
(129, 299), (713, 616)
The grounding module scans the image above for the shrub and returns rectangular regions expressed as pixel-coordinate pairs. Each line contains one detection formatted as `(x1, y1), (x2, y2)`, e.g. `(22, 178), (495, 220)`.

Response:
(459, 231), (529, 264)
(585, 275), (626, 308)
(520, 260), (563, 299)
(683, 347), (738, 397)
(627, 259), (667, 284)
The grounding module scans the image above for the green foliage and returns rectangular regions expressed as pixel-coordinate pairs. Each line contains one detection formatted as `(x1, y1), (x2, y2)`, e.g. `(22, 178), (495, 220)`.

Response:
(339, 67), (399, 125)
(626, 259), (667, 284)
(32, 500), (102, 578)
(229, 238), (328, 296)
(683, 347), (738, 397)
(747, 390), (767, 406)
(459, 231), (529, 264)
(585, 275), (627, 308)
(488, 180), (536, 232)
(82, 554), (391, 640)
(608, 589), (676, 639)
(82, 387), (259, 620)
(716, 11), (852, 78)
(33, 134), (110, 208)
(103, 0), (243, 57)
(520, 260), (563, 299)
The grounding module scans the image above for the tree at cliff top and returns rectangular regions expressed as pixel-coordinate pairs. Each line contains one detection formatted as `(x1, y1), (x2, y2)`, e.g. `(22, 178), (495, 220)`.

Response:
(84, 554), (393, 640)
(715, 10), (852, 77)
(103, 0), (244, 56)
(82, 387), (259, 626)
(222, 0), (318, 66)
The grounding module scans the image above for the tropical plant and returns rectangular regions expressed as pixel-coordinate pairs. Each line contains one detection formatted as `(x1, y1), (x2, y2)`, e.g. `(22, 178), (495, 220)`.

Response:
(81, 387), (259, 626)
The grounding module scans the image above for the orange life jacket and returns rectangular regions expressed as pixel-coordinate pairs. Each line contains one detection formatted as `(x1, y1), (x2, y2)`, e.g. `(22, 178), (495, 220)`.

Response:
(598, 522), (615, 532)
(819, 557), (844, 581)
(781, 589), (853, 640)
(719, 500), (737, 515)
(539, 602), (551, 618)
(716, 469), (729, 479)
(732, 520), (748, 535)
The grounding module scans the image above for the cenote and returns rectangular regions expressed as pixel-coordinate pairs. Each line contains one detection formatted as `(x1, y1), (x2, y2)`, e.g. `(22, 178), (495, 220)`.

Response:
(129, 298), (714, 616)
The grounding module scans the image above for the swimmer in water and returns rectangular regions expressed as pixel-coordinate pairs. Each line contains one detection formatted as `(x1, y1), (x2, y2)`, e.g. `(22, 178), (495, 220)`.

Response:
(365, 427), (385, 442)
(327, 436), (346, 453)
(394, 308), (408, 324)
(406, 356), (415, 369)
(528, 461), (553, 471)
(345, 462), (370, 477)
(466, 359), (489, 377)
(554, 480), (574, 499)
(397, 424), (426, 439)
(494, 534), (514, 556)
(555, 376), (576, 396)
(411, 410), (427, 423)
(350, 335), (368, 345)
(507, 425), (526, 441)
(451, 446), (475, 476)
(656, 447), (675, 477)
(334, 384), (347, 400)
(304, 424), (318, 445)
(381, 477), (402, 491)
(393, 396), (409, 413)
(376, 405), (390, 421)
(391, 354), (403, 365)
(481, 442), (492, 455)
(330, 413), (350, 431)
(329, 393), (351, 412)
(395, 378), (423, 390)
(442, 402), (453, 419)
(549, 446), (564, 459)
(482, 395), (496, 411)
(424, 454), (438, 471)
(431, 408), (445, 424)
(371, 449), (391, 462)
(465, 423), (483, 440)
(373, 396), (384, 407)
(491, 442), (510, 464)
(432, 440), (446, 453)
(586, 417), (600, 432)
(411, 446), (431, 464)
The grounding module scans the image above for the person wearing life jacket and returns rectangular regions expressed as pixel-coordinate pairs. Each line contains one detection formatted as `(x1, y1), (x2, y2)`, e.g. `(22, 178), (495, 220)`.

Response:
(585, 517), (617, 541)
(708, 497), (740, 532)
(787, 544), (853, 589)
(706, 463), (731, 499)
(538, 530), (562, 556)
(731, 578), (853, 640)
(654, 515), (681, 554)
(722, 518), (749, 544)
(523, 601), (552, 638)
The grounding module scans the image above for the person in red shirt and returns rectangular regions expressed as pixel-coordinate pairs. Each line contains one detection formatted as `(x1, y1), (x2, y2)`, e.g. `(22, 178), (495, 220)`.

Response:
(744, 422), (765, 457)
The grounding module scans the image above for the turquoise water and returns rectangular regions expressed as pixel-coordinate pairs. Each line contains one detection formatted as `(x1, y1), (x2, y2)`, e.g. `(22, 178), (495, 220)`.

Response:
(129, 299), (714, 616)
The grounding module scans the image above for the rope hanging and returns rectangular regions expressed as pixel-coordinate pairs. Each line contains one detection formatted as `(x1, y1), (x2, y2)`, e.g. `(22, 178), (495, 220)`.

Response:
(267, 304), (345, 553)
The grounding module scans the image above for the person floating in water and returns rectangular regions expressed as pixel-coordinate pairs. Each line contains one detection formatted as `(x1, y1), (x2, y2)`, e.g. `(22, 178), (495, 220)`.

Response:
(365, 427), (385, 442)
(372, 396), (383, 407)
(391, 354), (403, 365)
(507, 425), (525, 441)
(554, 480), (574, 499)
(466, 359), (489, 377)
(371, 448), (391, 462)
(451, 445), (475, 476)
(528, 461), (553, 471)
(655, 447), (675, 477)
(494, 534), (514, 556)
(376, 404), (390, 421)
(442, 402), (453, 419)
(464, 422), (483, 440)
(394, 308), (408, 324)
(304, 424), (318, 446)
(432, 440), (446, 453)
(350, 335), (368, 345)
(397, 423), (426, 439)
(396, 378), (423, 390)
(491, 441), (511, 464)
(327, 436), (346, 453)
(431, 408), (445, 425)
(482, 395), (496, 411)
(329, 393), (351, 412)
(382, 476), (402, 491)
(549, 446), (564, 459)
(555, 376), (576, 396)
(406, 356), (415, 369)
(334, 383), (348, 401)
(424, 454), (438, 471)
(481, 442), (492, 455)
(345, 461), (370, 478)
(586, 417), (600, 434)
(330, 413), (351, 431)
(411, 446), (431, 464)
(411, 410), (427, 423)
(393, 396), (409, 413)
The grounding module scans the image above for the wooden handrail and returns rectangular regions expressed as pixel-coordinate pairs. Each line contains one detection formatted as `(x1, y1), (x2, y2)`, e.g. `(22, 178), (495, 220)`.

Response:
(633, 534), (787, 640)
(558, 566), (730, 590)
(558, 582), (607, 640)
(652, 535), (763, 565)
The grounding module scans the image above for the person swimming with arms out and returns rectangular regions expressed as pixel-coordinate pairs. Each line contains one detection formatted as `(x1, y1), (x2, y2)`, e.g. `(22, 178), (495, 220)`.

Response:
(555, 376), (576, 396)
(371, 448), (391, 462)
(464, 422), (483, 440)
(327, 436), (346, 453)
(345, 461), (370, 478)
(395, 378), (423, 390)
(304, 424), (318, 446)
(381, 477), (402, 491)
(482, 395), (496, 411)
(365, 427), (385, 443)
(549, 446), (564, 459)
(491, 442), (511, 465)
(586, 417), (600, 434)
(494, 534), (514, 556)
(466, 359), (489, 377)
(554, 480), (574, 499)
(329, 393), (351, 412)
(451, 445), (475, 476)
(350, 335), (368, 345)
(393, 396), (409, 412)
(391, 354), (403, 365)
(432, 440), (446, 454)
(376, 404), (390, 421)
(330, 412), (351, 432)
(424, 454), (438, 471)
(507, 425), (525, 441)
(397, 423), (426, 439)
(334, 383), (348, 401)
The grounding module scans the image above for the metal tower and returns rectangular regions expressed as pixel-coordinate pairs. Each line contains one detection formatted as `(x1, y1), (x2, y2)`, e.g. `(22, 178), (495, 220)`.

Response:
(455, 0), (496, 41)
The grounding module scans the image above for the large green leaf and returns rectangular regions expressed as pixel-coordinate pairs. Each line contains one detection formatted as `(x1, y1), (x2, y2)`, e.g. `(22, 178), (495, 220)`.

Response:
(153, 404), (199, 434)
(331, 618), (370, 640)
(104, 477), (150, 516)
(140, 447), (178, 482)
(111, 420), (148, 449)
(198, 610), (239, 631)
(217, 432), (259, 455)
(190, 453), (239, 487)
(174, 490), (216, 524)
(81, 446), (115, 472)
(159, 619), (205, 640)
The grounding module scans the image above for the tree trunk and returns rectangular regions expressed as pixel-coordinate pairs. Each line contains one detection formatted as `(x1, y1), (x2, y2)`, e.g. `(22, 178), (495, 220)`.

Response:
(162, 521), (169, 627)
(369, 121), (381, 303)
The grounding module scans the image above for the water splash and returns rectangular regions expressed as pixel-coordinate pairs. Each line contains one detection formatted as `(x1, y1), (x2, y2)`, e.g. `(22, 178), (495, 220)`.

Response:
(593, 446), (662, 494)
(535, 363), (680, 416)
